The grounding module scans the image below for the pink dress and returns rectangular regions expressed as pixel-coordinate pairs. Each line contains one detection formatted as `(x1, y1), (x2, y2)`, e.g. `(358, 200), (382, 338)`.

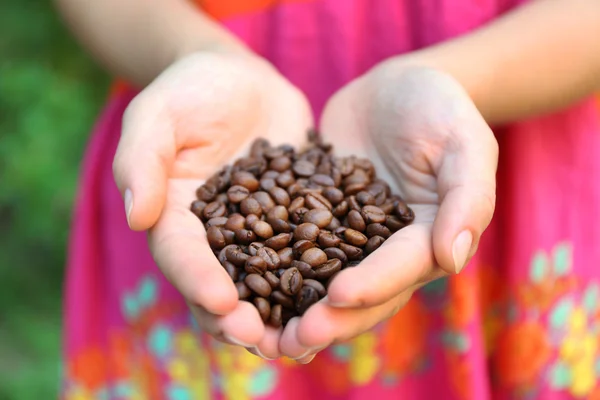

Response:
(62, 0), (600, 399)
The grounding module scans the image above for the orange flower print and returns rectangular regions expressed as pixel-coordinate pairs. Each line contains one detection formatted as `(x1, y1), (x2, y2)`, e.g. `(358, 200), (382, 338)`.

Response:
(68, 346), (107, 390)
(494, 321), (551, 388)
(445, 273), (477, 329)
(447, 353), (472, 400)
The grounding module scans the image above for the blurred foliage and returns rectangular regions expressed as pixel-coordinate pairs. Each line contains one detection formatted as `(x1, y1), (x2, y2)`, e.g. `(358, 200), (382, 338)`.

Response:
(0, 0), (109, 398)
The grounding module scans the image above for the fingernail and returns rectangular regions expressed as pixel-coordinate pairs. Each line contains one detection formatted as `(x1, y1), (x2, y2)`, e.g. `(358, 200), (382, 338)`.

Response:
(124, 189), (133, 228)
(252, 347), (275, 361)
(297, 354), (316, 365)
(223, 334), (254, 348)
(452, 230), (473, 274)
(292, 350), (313, 360)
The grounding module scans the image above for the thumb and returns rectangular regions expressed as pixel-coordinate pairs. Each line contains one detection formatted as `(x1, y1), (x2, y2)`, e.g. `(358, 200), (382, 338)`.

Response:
(433, 120), (498, 275)
(113, 95), (175, 231)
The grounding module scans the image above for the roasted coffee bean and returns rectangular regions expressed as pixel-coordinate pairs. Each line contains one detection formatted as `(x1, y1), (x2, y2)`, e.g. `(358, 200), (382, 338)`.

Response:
(331, 167), (343, 187)
(347, 210), (366, 231)
(300, 247), (328, 267)
(236, 281), (252, 299)
(335, 157), (355, 176)
(270, 156), (292, 172)
(302, 279), (327, 297)
(222, 229), (236, 245)
(303, 209), (333, 228)
(191, 200), (207, 218)
(270, 304), (283, 327)
(379, 201), (395, 215)
(290, 207), (309, 224)
(326, 217), (342, 231)
(225, 214), (246, 231)
(396, 201), (415, 223)
(270, 218), (291, 233)
(203, 201), (226, 220)
(223, 261), (239, 281)
(239, 271), (248, 281)
(207, 226), (226, 249)
(296, 286), (319, 315)
(264, 271), (280, 289)
(344, 170), (369, 186)
(355, 158), (374, 175)
(322, 187), (344, 206)
(314, 258), (342, 279)
(318, 231), (341, 248)
(196, 184), (218, 202)
(280, 267), (303, 296)
(250, 138), (270, 158)
(265, 233), (292, 251)
(216, 193), (229, 204)
(269, 186), (291, 206)
(267, 205), (289, 221)
(219, 244), (239, 264)
(316, 161), (332, 175)
(310, 174), (335, 187)
(234, 228), (257, 245)
(288, 196), (305, 213)
(366, 223), (392, 239)
(254, 297), (271, 323)
(305, 193), (332, 210)
(292, 260), (317, 279)
(345, 183), (367, 196)
(339, 243), (363, 261)
(251, 191), (276, 213)
(292, 160), (316, 177)
(260, 178), (277, 191)
(333, 226), (347, 239)
(227, 185), (250, 203)
(234, 157), (267, 176)
(206, 216), (228, 228)
(262, 170), (280, 180)
(356, 191), (376, 206)
(251, 220), (274, 239)
(240, 197), (262, 217)
(245, 256), (268, 274)
(344, 228), (368, 247)
(332, 200), (349, 218)
(287, 183), (303, 198)
(276, 170), (295, 188)
(248, 242), (265, 256)
(361, 205), (386, 224)
(231, 171), (259, 192)
(365, 235), (385, 254)
(385, 215), (405, 232)
(257, 247), (281, 270)
(226, 245), (250, 267)
(347, 196), (361, 211)
(292, 240), (316, 257)
(271, 290), (295, 309)
(207, 173), (230, 193)
(277, 247), (294, 268)
(264, 147), (285, 159)
(245, 214), (260, 229)
(294, 223), (320, 242)
(245, 274), (272, 297)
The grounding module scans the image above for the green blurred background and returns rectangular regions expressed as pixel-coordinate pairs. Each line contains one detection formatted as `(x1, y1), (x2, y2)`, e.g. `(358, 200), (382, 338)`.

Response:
(0, 1), (110, 398)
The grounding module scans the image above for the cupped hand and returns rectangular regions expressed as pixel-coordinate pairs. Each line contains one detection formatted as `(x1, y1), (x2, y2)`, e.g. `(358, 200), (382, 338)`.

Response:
(280, 66), (498, 359)
(112, 52), (313, 358)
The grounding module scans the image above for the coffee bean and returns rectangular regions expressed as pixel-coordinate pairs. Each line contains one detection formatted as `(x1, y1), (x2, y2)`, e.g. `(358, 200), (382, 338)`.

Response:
(288, 197), (305, 214)
(248, 242), (265, 256)
(322, 187), (344, 206)
(314, 258), (342, 279)
(222, 229), (235, 245)
(335, 157), (354, 176)
(251, 220), (274, 239)
(225, 214), (245, 231)
(356, 191), (376, 206)
(250, 138), (270, 158)
(305, 193), (332, 210)
(234, 228), (257, 245)
(355, 158), (374, 174)
(270, 218), (291, 233)
(287, 183), (303, 198)
(380, 201), (395, 215)
(292, 260), (317, 279)
(265, 233), (292, 251)
(326, 217), (342, 231)
(203, 201), (226, 220)
(206, 216), (228, 228)
(344, 228), (368, 247)
(264, 271), (280, 289)
(251, 191), (276, 213)
(347, 210), (366, 231)
(267, 205), (289, 221)
(223, 261), (239, 281)
(191, 200), (207, 218)
(271, 290), (295, 309)
(234, 157), (267, 176)
(345, 183), (367, 196)
(226, 185), (250, 203)
(347, 196), (361, 211)
(361, 205), (386, 224)
(302, 279), (327, 297)
(385, 215), (405, 232)
(300, 247), (328, 267)
(236, 281), (252, 299)
(207, 226), (226, 249)
(280, 267), (303, 296)
(276, 170), (295, 188)
(277, 247), (294, 268)
(292, 160), (316, 177)
(218, 244), (239, 264)
(240, 197), (262, 217)
(226, 244), (251, 267)
(260, 178), (276, 191)
(296, 286), (319, 315)
(365, 235), (385, 254)
(293, 223), (318, 242)
(265, 147), (285, 159)
(366, 223), (392, 239)
(270, 156), (292, 172)
(339, 243), (363, 261)
(396, 200), (415, 223)
(269, 187), (291, 206)
(333, 226), (347, 239)
(303, 209), (333, 228)
(293, 240), (316, 257)
(245, 214), (260, 229)
(257, 247), (281, 270)
(245, 274), (272, 297)
(196, 184), (218, 202)
(253, 297), (271, 322)
(318, 231), (341, 248)
(344, 170), (370, 186)
(245, 256), (268, 274)
(262, 170), (280, 180)
(310, 174), (335, 187)
(332, 200), (349, 218)
(270, 304), (283, 327)
(290, 207), (309, 224)
(232, 171), (259, 192)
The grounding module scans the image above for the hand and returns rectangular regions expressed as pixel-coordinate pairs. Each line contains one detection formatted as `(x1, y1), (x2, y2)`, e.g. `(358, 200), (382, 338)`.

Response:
(279, 66), (498, 359)
(112, 51), (313, 358)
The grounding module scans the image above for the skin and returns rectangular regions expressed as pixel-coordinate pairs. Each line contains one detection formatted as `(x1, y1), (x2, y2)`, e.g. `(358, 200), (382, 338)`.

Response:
(55, 0), (600, 361)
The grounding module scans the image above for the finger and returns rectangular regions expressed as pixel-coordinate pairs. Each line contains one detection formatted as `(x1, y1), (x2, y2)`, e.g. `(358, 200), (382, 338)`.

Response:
(190, 301), (264, 347)
(247, 327), (282, 360)
(150, 180), (238, 315)
(326, 218), (436, 308)
(279, 317), (313, 359)
(433, 120), (498, 274)
(113, 94), (175, 230)
(295, 292), (412, 349)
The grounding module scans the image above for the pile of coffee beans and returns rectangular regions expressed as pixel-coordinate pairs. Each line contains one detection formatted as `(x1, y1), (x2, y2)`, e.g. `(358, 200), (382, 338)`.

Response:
(191, 132), (414, 327)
